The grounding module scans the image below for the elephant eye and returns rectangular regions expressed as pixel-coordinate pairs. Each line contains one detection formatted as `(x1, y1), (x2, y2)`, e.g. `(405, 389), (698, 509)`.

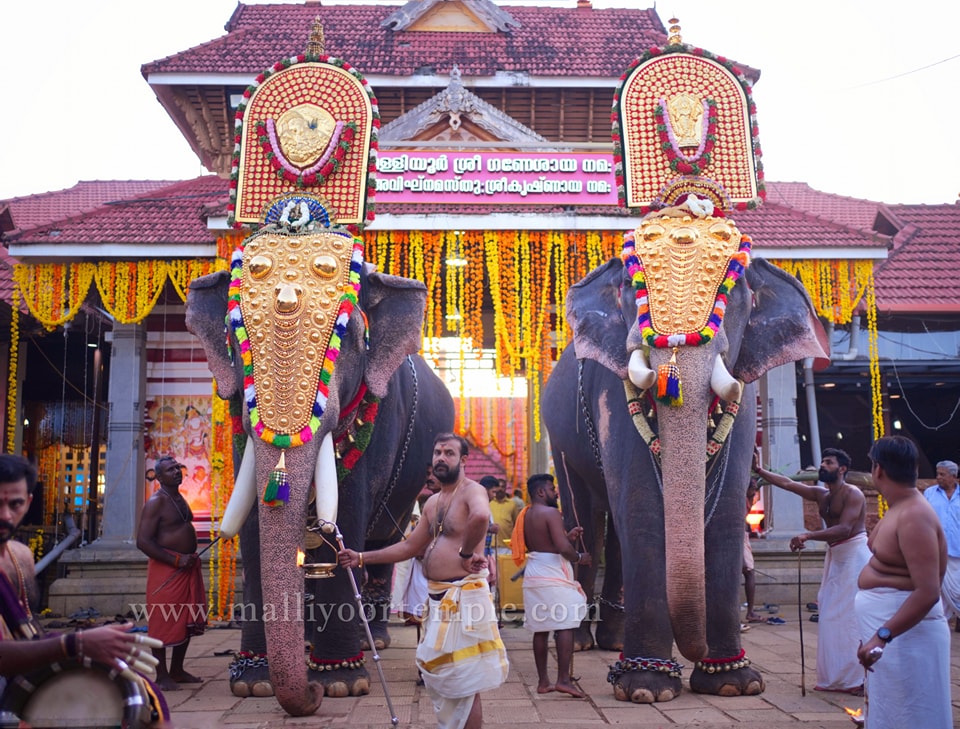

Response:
(248, 254), (273, 279)
(311, 254), (339, 279)
(708, 222), (732, 241)
(641, 223), (665, 242)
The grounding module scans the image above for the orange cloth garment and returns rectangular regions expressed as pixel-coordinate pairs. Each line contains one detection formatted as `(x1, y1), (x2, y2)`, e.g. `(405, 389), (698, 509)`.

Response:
(146, 553), (207, 647)
(511, 506), (531, 567)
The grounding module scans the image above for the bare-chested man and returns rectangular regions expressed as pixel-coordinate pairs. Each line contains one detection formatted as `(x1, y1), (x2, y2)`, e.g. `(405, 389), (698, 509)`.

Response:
(515, 473), (590, 698)
(338, 434), (508, 729)
(856, 436), (951, 728)
(753, 447), (870, 694)
(0, 455), (162, 688)
(136, 455), (206, 691)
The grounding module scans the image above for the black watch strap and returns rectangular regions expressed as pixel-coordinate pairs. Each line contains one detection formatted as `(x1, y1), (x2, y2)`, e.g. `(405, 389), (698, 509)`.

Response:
(459, 549), (473, 559)
(877, 627), (893, 643)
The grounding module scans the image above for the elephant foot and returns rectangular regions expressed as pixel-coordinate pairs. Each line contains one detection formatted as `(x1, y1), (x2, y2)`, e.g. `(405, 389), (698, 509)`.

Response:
(308, 667), (371, 697)
(607, 656), (683, 703)
(689, 655), (765, 696)
(360, 619), (391, 651)
(229, 654), (274, 698)
(594, 604), (625, 652)
(573, 619), (595, 652)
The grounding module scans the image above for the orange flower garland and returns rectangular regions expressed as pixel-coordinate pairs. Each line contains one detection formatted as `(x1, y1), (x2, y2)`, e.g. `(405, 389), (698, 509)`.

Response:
(5, 287), (18, 453)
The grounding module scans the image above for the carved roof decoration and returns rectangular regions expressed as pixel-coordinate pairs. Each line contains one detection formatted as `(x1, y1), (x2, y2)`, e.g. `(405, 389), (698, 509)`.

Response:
(380, 0), (520, 33)
(380, 66), (552, 146)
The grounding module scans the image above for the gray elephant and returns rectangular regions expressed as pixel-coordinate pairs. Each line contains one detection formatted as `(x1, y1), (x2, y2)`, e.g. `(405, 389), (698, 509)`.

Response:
(185, 228), (453, 716)
(543, 217), (828, 703)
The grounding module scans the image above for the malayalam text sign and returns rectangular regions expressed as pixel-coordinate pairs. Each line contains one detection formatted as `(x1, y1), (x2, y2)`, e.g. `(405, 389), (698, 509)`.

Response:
(375, 151), (617, 206)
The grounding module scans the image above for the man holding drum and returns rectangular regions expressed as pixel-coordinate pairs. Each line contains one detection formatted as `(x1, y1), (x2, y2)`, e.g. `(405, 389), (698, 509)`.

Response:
(0, 454), (159, 682)
(137, 455), (207, 691)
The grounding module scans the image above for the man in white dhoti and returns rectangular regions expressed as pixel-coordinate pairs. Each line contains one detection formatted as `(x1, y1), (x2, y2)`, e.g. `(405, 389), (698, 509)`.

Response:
(753, 447), (870, 694)
(339, 433), (508, 729)
(924, 460), (960, 628)
(512, 473), (590, 697)
(856, 436), (951, 729)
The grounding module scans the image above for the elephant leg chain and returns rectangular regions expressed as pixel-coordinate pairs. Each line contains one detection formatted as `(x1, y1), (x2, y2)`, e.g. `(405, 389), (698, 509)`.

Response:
(577, 359), (605, 472)
(366, 356), (418, 540)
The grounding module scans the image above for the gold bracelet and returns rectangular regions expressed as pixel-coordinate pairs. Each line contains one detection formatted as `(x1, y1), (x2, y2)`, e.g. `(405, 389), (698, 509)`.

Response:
(358, 552), (364, 568)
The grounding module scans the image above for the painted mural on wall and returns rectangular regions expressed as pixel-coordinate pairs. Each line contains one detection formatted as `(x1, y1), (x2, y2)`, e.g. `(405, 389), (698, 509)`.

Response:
(143, 395), (212, 516)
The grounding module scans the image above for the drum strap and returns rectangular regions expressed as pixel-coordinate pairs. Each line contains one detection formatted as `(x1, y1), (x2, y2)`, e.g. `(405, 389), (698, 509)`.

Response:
(0, 570), (37, 640)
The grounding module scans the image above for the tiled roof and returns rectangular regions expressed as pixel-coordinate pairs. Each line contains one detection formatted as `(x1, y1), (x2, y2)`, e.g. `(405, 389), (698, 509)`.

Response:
(7, 177), (226, 247)
(765, 182), (881, 232)
(873, 203), (960, 311)
(1, 180), (176, 234)
(142, 3), (674, 78)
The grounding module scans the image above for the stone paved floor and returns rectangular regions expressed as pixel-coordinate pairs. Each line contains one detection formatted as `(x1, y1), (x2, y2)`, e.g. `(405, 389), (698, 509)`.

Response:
(163, 607), (960, 728)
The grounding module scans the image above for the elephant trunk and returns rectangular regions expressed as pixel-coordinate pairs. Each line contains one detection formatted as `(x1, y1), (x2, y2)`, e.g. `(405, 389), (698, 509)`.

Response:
(258, 447), (323, 716)
(657, 349), (711, 662)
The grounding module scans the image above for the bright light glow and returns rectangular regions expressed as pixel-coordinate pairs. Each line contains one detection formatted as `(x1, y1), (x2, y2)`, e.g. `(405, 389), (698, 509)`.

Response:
(423, 337), (527, 399)
(837, 432), (844, 440)
(893, 419), (902, 430)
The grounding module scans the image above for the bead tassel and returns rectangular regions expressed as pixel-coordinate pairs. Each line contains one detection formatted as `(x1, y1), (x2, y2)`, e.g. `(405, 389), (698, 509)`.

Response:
(656, 347), (683, 407)
(263, 450), (290, 506)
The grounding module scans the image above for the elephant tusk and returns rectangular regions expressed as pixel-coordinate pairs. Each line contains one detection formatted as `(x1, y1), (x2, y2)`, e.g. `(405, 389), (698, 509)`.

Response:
(710, 354), (742, 402)
(627, 349), (657, 391)
(314, 432), (339, 526)
(220, 436), (257, 539)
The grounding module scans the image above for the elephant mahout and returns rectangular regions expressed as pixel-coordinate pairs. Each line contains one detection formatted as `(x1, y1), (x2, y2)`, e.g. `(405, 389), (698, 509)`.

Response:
(543, 207), (829, 703)
(186, 226), (454, 716)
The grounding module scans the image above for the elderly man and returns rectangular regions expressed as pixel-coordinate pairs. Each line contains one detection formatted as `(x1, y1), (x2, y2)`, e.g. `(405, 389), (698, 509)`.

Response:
(924, 459), (960, 628)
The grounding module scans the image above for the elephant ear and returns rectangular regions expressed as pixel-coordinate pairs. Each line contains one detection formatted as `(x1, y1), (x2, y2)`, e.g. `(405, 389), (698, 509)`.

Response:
(733, 258), (831, 384)
(185, 270), (240, 399)
(566, 258), (630, 379)
(362, 266), (428, 397)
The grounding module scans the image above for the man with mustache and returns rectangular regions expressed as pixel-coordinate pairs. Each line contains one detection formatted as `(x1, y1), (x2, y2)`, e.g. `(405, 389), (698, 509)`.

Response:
(753, 447), (870, 696)
(339, 433), (508, 729)
(0, 455), (161, 694)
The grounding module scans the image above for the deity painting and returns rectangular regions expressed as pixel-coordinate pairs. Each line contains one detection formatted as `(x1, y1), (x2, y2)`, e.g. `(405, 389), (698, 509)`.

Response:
(666, 93), (704, 148)
(276, 104), (337, 167)
(144, 396), (212, 517)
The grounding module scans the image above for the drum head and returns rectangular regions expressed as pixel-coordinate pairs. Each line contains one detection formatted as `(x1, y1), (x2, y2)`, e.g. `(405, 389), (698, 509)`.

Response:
(1, 660), (154, 729)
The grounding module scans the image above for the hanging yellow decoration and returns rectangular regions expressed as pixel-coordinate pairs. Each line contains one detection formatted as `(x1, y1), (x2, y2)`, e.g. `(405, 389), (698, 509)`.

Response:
(14, 258), (227, 330)
(207, 390), (238, 620)
(5, 287), (19, 453)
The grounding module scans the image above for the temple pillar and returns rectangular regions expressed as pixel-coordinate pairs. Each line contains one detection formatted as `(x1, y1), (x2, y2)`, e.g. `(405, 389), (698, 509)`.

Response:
(758, 363), (806, 534)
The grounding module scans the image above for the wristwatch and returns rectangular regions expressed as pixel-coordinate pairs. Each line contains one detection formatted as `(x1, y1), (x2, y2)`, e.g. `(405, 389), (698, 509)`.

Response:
(876, 626), (893, 643)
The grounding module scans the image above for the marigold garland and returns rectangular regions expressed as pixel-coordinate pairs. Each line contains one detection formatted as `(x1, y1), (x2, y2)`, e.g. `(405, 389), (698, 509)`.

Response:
(6, 287), (19, 453)
(770, 258), (885, 514)
(208, 391), (238, 620)
(14, 259), (226, 330)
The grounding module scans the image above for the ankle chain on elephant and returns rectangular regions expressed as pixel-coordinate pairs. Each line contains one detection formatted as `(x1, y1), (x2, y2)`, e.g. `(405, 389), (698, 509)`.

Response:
(230, 651), (269, 681)
(607, 654), (683, 683)
(694, 649), (751, 673)
(307, 651), (366, 671)
(366, 355), (418, 538)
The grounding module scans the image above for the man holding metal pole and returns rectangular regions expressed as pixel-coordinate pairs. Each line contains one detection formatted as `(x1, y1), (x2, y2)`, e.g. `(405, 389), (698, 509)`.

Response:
(338, 434), (508, 729)
(753, 447), (870, 695)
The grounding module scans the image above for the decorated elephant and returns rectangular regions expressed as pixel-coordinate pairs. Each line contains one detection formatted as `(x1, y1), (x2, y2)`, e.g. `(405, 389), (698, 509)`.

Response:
(543, 208), (829, 703)
(185, 227), (454, 716)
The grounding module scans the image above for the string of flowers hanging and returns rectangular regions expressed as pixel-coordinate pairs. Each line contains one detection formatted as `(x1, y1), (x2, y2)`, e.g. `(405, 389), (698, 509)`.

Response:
(14, 258), (227, 330)
(770, 258), (885, 512)
(5, 287), (18, 453)
(207, 392), (238, 620)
